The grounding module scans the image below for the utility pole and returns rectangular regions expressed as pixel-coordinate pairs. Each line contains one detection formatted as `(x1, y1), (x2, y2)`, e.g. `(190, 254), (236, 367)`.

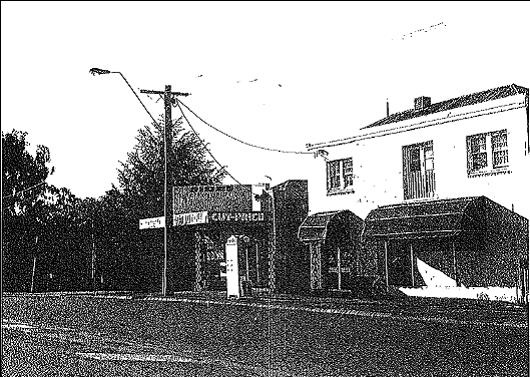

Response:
(30, 236), (38, 293)
(139, 85), (190, 296)
(91, 217), (96, 294)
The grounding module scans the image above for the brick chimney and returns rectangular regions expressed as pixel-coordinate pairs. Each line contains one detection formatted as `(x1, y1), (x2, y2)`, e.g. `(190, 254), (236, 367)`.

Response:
(414, 96), (431, 110)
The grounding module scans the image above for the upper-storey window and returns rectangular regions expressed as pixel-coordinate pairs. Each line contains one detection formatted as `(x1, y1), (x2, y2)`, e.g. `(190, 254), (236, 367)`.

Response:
(467, 129), (509, 177)
(326, 158), (354, 195)
(491, 130), (509, 168)
(402, 141), (436, 200)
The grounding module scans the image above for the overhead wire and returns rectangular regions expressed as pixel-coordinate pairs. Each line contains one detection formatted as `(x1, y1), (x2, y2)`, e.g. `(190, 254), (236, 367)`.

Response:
(176, 99), (313, 155)
(127, 86), (242, 185)
(2, 181), (46, 200)
(174, 100), (243, 185)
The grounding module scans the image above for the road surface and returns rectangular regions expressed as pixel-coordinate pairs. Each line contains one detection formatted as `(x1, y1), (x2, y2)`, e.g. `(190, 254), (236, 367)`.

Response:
(2, 294), (528, 376)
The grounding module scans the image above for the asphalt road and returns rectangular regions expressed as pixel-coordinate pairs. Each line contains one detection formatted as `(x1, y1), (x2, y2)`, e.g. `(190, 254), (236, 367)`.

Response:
(2, 294), (528, 376)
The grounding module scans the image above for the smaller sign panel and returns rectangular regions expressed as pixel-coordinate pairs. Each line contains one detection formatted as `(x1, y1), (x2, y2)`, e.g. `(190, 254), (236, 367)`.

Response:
(225, 236), (240, 298)
(209, 212), (267, 223)
(139, 216), (165, 230)
(173, 185), (253, 214)
(329, 267), (351, 273)
(173, 211), (208, 226)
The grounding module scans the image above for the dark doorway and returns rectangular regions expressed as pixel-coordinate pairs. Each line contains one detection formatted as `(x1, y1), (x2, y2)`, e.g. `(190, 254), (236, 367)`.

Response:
(388, 240), (413, 287)
(299, 210), (364, 293)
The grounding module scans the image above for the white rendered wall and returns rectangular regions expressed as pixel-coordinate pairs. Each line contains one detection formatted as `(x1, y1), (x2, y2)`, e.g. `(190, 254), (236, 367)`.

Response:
(307, 95), (529, 220)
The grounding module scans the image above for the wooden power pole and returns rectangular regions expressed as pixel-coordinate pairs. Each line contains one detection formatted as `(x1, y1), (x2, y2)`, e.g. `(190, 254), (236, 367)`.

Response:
(139, 85), (190, 296)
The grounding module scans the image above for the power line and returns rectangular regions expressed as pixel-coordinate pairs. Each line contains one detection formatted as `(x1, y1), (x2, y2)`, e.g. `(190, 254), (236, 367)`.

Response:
(175, 100), (242, 185)
(2, 181), (46, 200)
(176, 99), (313, 155)
(134, 86), (242, 186)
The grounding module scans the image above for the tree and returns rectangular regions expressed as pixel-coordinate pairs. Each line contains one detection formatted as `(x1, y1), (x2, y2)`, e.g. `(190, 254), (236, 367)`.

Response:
(2, 129), (54, 291)
(2, 117), (227, 293)
(97, 117), (226, 292)
(2, 130), (91, 292)
(117, 117), (224, 216)
(2, 129), (52, 216)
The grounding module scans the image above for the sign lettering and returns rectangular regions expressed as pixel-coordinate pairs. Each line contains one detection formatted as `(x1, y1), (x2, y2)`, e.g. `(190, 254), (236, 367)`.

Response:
(329, 267), (351, 273)
(139, 216), (165, 230)
(173, 185), (253, 214)
(209, 212), (266, 223)
(173, 211), (208, 226)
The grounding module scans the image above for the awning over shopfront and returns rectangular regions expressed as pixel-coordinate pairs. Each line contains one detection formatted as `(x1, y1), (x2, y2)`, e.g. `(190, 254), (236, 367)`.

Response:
(362, 196), (523, 240)
(298, 210), (364, 291)
(298, 210), (359, 243)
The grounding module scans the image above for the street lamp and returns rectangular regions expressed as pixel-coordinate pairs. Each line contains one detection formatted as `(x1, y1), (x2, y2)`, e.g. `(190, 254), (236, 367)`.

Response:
(90, 67), (174, 296)
(89, 68), (159, 126)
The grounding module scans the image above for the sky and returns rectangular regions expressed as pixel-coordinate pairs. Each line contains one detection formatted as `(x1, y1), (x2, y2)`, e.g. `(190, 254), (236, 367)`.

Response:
(2, 1), (529, 199)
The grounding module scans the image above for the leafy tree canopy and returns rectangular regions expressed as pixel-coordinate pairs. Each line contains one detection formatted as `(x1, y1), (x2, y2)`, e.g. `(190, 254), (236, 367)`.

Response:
(116, 117), (226, 217)
(2, 129), (53, 217)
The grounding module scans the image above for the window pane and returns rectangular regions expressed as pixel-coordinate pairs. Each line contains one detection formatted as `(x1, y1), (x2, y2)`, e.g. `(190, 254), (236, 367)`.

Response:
(410, 148), (421, 171)
(424, 146), (434, 171)
(472, 152), (488, 170)
(491, 130), (507, 150)
(492, 130), (508, 168)
(327, 160), (341, 190)
(343, 158), (353, 188)
(493, 150), (509, 168)
(468, 133), (488, 172)
(425, 158), (434, 171)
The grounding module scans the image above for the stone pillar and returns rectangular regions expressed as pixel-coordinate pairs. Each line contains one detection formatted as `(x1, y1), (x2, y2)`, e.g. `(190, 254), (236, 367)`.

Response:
(194, 232), (204, 291)
(310, 242), (322, 290)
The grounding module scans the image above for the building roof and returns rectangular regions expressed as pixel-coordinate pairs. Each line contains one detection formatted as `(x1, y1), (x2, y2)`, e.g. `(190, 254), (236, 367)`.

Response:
(362, 196), (528, 241)
(361, 84), (528, 130)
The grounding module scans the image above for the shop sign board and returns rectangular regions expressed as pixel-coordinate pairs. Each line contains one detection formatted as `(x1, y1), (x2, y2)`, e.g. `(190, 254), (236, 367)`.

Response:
(139, 216), (165, 229)
(209, 212), (267, 223)
(173, 211), (208, 226)
(173, 211), (268, 226)
(173, 185), (253, 214)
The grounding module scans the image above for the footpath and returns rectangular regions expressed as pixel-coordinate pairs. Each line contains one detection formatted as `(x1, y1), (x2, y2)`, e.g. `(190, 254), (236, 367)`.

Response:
(162, 291), (529, 329)
(7, 290), (526, 329)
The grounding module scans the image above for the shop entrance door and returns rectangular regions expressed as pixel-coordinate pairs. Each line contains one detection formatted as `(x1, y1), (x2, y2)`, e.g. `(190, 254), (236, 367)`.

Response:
(388, 240), (413, 287)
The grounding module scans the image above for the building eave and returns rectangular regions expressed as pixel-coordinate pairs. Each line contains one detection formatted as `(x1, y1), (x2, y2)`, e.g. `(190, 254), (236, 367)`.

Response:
(306, 97), (526, 152)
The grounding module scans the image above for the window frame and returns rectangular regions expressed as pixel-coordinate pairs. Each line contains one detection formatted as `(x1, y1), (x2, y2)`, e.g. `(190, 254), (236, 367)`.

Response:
(326, 157), (355, 195)
(466, 129), (510, 177)
(491, 130), (509, 169)
(327, 160), (341, 191)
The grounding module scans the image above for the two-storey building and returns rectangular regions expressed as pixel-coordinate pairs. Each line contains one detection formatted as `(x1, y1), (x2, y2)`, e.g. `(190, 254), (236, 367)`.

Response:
(304, 84), (529, 302)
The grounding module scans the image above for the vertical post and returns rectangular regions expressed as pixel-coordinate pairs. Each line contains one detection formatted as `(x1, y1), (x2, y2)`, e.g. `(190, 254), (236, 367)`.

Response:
(194, 231), (203, 291)
(309, 243), (314, 290)
(312, 243), (322, 290)
(512, 226), (521, 303)
(91, 218), (96, 294)
(255, 242), (260, 283)
(138, 84), (189, 295)
(452, 241), (459, 286)
(30, 235), (38, 293)
(162, 85), (172, 296)
(30, 255), (37, 293)
(245, 245), (250, 282)
(410, 243), (415, 287)
(337, 247), (342, 290)
(268, 188), (277, 292)
(384, 240), (389, 290)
